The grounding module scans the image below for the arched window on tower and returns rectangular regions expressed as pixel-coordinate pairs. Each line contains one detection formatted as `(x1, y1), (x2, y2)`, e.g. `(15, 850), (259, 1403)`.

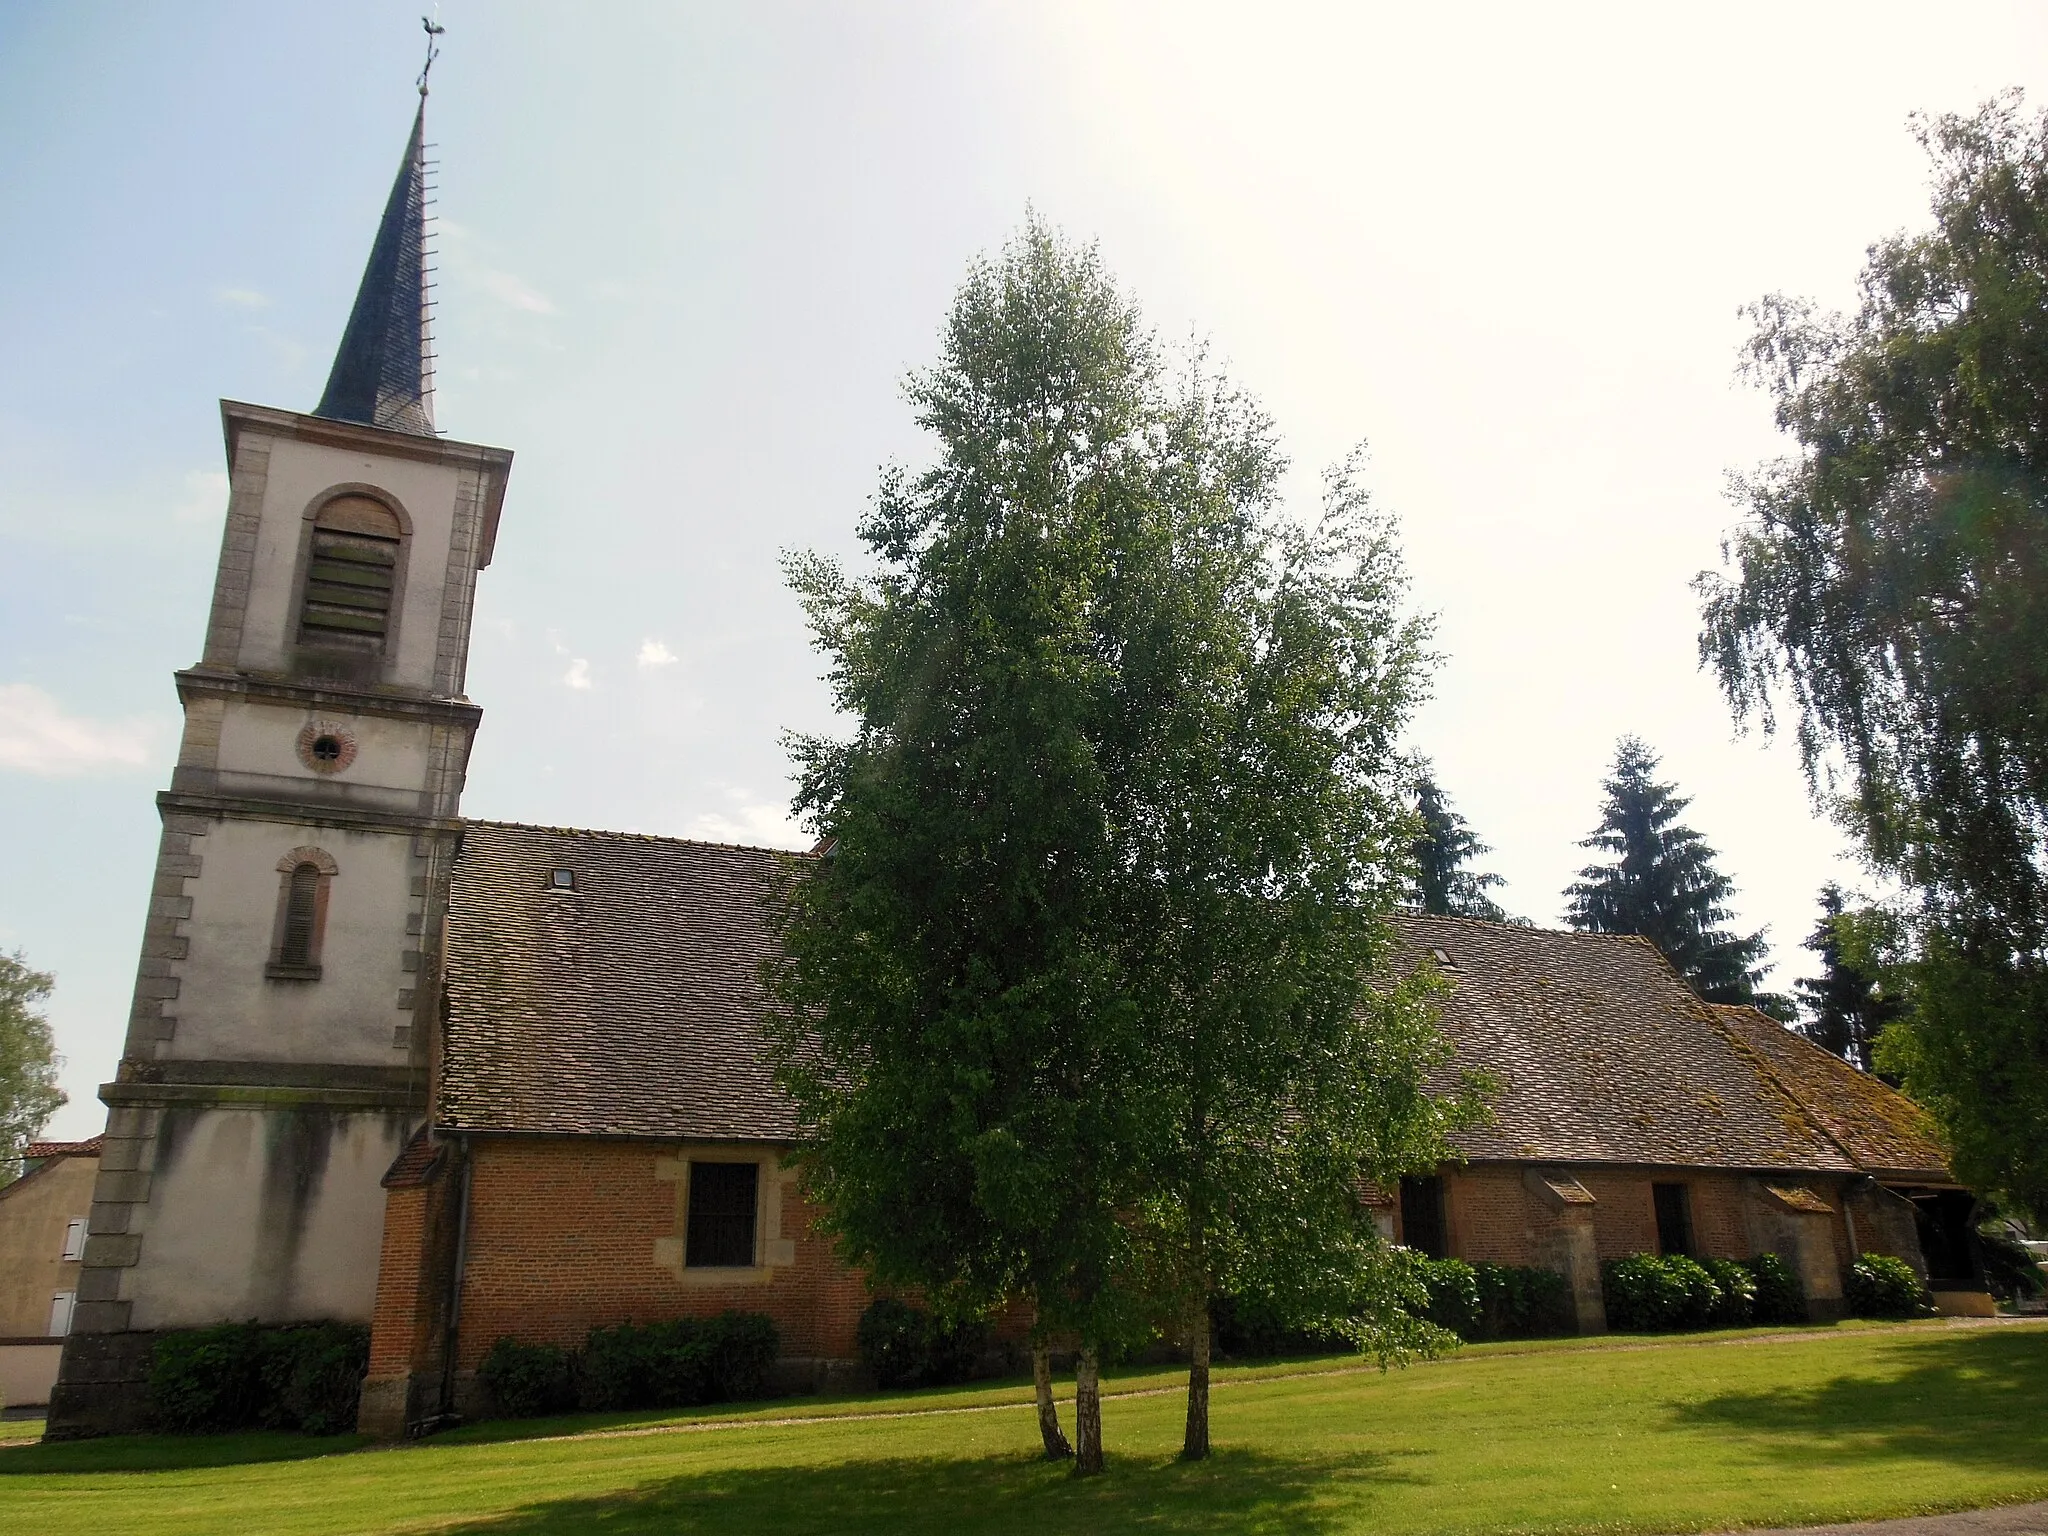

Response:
(266, 848), (337, 981)
(297, 495), (404, 656)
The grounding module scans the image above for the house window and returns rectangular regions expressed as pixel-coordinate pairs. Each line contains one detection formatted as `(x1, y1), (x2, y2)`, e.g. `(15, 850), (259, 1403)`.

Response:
(49, 1291), (74, 1337)
(298, 495), (403, 652)
(61, 1217), (86, 1261)
(685, 1161), (759, 1268)
(266, 847), (336, 980)
(1653, 1182), (1694, 1257)
(1400, 1174), (1448, 1259)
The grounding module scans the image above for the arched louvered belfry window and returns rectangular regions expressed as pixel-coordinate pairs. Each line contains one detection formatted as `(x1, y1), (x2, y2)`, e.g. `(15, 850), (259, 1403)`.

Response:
(298, 495), (404, 652)
(267, 847), (337, 980)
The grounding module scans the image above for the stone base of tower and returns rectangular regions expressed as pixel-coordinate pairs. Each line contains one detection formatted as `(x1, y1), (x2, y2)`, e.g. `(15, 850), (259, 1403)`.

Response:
(44, 1331), (160, 1440)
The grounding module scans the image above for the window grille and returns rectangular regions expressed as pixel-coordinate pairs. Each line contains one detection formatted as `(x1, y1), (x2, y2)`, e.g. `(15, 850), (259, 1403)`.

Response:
(298, 496), (402, 650)
(686, 1161), (759, 1268)
(280, 863), (321, 969)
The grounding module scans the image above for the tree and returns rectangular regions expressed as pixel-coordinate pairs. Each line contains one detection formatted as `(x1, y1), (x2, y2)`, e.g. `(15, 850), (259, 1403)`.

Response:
(1564, 738), (1787, 1016)
(1, 951), (64, 1182)
(1696, 94), (2048, 1219)
(1106, 445), (1483, 1460)
(1794, 886), (1906, 1071)
(771, 219), (1471, 1474)
(1411, 773), (1509, 921)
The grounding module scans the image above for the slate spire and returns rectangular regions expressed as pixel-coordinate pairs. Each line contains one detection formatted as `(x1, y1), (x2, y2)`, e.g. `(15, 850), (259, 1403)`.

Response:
(313, 101), (436, 436)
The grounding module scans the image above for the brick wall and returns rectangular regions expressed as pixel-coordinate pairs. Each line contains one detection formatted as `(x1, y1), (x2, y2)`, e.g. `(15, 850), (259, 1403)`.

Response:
(1442, 1166), (1541, 1265)
(452, 1138), (871, 1372)
(366, 1186), (427, 1379)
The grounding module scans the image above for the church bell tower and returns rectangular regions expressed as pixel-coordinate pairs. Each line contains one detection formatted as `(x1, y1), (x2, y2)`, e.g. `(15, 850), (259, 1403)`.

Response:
(48, 67), (513, 1436)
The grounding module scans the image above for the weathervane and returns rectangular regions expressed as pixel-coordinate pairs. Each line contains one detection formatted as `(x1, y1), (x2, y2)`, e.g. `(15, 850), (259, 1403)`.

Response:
(418, 11), (445, 97)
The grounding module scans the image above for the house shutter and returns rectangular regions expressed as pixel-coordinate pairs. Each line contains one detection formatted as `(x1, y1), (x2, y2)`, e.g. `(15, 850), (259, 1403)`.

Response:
(61, 1217), (86, 1261)
(280, 864), (321, 967)
(49, 1291), (74, 1337)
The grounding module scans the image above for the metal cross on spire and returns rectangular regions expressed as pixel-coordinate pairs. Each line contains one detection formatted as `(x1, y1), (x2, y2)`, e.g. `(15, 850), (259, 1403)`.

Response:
(418, 12), (445, 97)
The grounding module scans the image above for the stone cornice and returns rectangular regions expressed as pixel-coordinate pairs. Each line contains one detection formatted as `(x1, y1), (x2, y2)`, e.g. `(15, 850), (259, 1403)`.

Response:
(156, 788), (466, 838)
(174, 667), (483, 729)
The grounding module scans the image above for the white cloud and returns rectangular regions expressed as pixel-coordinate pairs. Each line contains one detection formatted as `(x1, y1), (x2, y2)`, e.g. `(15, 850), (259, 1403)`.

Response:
(172, 470), (229, 526)
(637, 638), (677, 668)
(0, 685), (154, 776)
(214, 286), (271, 309)
(563, 658), (593, 690)
(479, 269), (557, 315)
(684, 803), (809, 850)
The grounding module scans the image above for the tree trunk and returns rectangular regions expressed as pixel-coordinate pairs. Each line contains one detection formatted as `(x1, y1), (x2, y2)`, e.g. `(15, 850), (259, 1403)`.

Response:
(1072, 1347), (1104, 1477)
(1033, 1344), (1072, 1460)
(1181, 1294), (1211, 1460)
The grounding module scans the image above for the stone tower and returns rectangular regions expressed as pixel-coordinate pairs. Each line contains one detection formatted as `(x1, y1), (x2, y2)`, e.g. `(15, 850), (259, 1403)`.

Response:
(48, 95), (513, 1436)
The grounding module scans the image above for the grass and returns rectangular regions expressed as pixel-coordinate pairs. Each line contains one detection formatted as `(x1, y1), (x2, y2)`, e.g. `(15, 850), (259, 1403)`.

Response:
(0, 1320), (2042, 1536)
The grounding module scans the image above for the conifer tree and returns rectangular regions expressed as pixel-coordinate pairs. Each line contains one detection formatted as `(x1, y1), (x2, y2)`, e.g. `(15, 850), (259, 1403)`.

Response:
(1794, 885), (1906, 1071)
(1564, 738), (1785, 1015)
(1411, 774), (1509, 921)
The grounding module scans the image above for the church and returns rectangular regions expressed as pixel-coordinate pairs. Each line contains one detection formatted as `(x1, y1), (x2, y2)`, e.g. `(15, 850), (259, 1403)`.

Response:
(45, 90), (1980, 1441)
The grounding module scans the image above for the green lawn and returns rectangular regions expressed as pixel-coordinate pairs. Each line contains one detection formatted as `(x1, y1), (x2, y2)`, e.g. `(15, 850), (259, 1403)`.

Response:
(2, 1321), (2043, 1536)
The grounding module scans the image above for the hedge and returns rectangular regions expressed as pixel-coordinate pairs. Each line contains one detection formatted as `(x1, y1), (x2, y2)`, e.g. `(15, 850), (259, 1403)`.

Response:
(1601, 1252), (1808, 1331)
(149, 1321), (368, 1435)
(477, 1311), (779, 1419)
(1415, 1259), (1575, 1341)
(854, 1298), (991, 1388)
(1845, 1253), (1935, 1319)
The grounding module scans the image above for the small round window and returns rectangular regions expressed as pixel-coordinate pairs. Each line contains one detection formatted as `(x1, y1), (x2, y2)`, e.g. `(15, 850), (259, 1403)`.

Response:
(295, 721), (358, 775)
(311, 735), (344, 763)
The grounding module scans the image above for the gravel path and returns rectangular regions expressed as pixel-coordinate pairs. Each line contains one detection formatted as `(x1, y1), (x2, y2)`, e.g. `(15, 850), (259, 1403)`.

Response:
(1718, 1503), (2048, 1536)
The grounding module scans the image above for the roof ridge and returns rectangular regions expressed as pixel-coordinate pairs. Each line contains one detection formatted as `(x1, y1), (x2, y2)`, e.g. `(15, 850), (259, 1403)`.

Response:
(460, 817), (816, 859)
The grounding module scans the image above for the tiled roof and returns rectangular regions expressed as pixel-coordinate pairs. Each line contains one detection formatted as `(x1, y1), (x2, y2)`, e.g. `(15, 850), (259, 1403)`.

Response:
(438, 821), (805, 1141)
(1708, 1004), (1952, 1181)
(436, 828), (1920, 1179)
(1397, 915), (1858, 1174)
(22, 1137), (101, 1160)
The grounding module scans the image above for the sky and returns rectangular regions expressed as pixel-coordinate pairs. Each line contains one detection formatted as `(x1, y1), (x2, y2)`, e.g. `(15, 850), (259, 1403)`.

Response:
(5, 2), (2047, 1141)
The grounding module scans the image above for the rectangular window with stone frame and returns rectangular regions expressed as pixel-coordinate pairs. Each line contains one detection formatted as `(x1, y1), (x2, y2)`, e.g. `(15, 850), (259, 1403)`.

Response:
(685, 1161), (759, 1268)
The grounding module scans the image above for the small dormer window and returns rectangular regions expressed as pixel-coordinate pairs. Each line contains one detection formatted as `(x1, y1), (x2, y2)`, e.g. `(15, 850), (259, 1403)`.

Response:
(549, 868), (576, 890)
(1431, 947), (1455, 968)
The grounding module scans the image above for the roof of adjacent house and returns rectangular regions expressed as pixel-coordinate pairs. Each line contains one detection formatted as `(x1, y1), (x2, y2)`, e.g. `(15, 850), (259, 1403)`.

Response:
(438, 822), (802, 1142)
(21, 1137), (101, 1161)
(1395, 916), (1858, 1174)
(1707, 1004), (1951, 1181)
(435, 823), (1949, 1182)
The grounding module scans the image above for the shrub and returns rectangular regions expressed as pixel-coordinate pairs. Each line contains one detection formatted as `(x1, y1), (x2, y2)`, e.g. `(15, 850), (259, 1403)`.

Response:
(1416, 1258), (1483, 1337)
(1210, 1293), (1346, 1358)
(1846, 1253), (1934, 1319)
(1745, 1251), (1806, 1324)
(262, 1324), (371, 1435)
(854, 1298), (988, 1388)
(149, 1322), (368, 1435)
(856, 1298), (929, 1388)
(1472, 1262), (1574, 1339)
(479, 1337), (578, 1419)
(577, 1312), (780, 1412)
(1603, 1254), (1686, 1332)
(1702, 1258), (1757, 1327)
(1663, 1254), (1725, 1329)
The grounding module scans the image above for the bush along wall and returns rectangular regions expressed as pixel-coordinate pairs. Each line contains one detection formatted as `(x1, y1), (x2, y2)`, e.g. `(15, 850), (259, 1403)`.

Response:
(149, 1322), (369, 1436)
(1845, 1253), (1936, 1319)
(477, 1312), (779, 1420)
(854, 1298), (992, 1388)
(1601, 1253), (1808, 1331)
(1413, 1260), (1575, 1342)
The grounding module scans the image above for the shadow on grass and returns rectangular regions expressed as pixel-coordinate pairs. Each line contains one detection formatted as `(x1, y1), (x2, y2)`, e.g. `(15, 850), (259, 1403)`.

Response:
(0, 1430), (366, 1475)
(445, 1446), (1400, 1536)
(1670, 1328), (2048, 1469)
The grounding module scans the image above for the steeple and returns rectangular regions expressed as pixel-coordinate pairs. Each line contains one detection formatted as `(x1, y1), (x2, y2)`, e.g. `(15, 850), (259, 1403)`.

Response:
(313, 99), (437, 435)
